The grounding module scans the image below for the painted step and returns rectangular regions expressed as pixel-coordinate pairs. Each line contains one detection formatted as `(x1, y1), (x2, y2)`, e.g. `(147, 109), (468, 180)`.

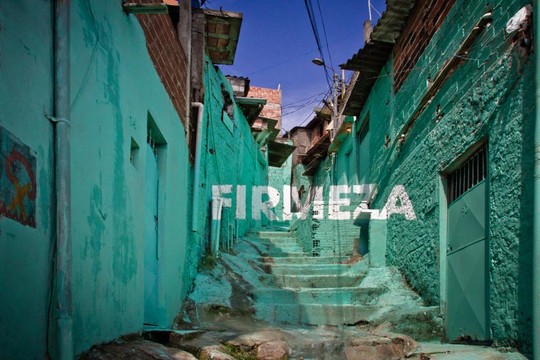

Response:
(248, 231), (294, 238)
(249, 239), (302, 248)
(266, 243), (302, 250)
(265, 249), (307, 257)
(271, 273), (365, 288)
(255, 238), (299, 246)
(254, 286), (386, 305)
(267, 263), (355, 276)
(246, 238), (300, 248)
(255, 303), (441, 334)
(262, 255), (350, 265)
(247, 232), (295, 239)
(255, 303), (381, 326)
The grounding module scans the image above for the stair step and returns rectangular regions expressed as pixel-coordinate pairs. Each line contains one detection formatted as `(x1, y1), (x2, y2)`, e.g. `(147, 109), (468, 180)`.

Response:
(254, 286), (386, 305)
(255, 303), (380, 326)
(269, 273), (365, 288)
(263, 256), (351, 265)
(255, 239), (299, 247)
(265, 244), (303, 251)
(266, 251), (307, 258)
(267, 263), (355, 276)
(249, 231), (294, 238)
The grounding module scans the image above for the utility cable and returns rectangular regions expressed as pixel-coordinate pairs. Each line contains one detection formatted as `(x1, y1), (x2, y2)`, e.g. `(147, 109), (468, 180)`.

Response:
(303, 0), (332, 89)
(316, 0), (334, 71)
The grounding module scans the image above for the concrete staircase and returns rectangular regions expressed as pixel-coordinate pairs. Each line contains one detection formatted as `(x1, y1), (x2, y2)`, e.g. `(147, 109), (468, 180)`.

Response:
(243, 227), (442, 340)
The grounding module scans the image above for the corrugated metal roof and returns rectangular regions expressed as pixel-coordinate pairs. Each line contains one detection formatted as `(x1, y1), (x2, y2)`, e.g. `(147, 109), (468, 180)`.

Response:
(340, 0), (415, 116)
(371, 0), (415, 43)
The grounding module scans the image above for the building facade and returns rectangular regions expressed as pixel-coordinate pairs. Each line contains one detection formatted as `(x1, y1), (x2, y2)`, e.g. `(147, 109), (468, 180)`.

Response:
(295, 0), (535, 352)
(0, 0), (269, 358)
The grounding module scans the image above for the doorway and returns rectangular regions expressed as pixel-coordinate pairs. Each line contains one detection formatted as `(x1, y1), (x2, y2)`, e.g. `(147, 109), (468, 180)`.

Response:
(446, 144), (489, 342)
(144, 135), (160, 326)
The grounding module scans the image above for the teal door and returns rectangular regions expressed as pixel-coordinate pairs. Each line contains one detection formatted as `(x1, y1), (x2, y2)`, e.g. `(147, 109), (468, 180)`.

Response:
(446, 146), (488, 342)
(144, 143), (159, 325)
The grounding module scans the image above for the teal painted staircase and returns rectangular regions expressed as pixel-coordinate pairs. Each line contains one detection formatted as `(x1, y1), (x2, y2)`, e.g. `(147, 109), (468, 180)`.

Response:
(242, 227), (442, 340)
(186, 226), (442, 341)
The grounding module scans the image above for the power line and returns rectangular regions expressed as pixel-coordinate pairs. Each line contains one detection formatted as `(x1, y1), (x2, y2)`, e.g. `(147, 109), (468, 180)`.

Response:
(303, 0), (332, 89)
(287, 87), (333, 128)
(316, 0), (334, 71)
(282, 91), (327, 108)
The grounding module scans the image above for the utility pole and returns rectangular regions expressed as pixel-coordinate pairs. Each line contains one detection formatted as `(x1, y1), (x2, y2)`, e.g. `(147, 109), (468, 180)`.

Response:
(312, 58), (339, 139)
(333, 73), (338, 119)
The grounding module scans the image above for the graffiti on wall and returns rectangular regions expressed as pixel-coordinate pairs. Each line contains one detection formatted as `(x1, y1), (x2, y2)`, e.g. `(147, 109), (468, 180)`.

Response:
(0, 127), (36, 227)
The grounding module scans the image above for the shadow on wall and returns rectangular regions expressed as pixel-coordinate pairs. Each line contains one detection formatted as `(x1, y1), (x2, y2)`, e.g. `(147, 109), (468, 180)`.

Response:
(516, 52), (534, 354)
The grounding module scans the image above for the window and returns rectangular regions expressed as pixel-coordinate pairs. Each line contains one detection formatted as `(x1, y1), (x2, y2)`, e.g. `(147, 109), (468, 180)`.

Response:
(356, 115), (370, 184)
(447, 143), (487, 204)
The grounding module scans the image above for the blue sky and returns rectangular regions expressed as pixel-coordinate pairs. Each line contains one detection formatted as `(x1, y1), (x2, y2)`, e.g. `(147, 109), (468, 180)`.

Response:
(204, 0), (386, 131)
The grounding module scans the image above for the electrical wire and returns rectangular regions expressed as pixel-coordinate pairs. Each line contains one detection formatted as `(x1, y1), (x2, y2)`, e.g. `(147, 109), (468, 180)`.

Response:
(303, 0), (332, 89)
(287, 87), (333, 129)
(282, 93), (329, 117)
(316, 0), (334, 71)
(282, 91), (328, 109)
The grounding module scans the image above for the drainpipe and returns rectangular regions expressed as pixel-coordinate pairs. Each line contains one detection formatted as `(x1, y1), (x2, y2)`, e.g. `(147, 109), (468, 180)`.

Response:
(191, 102), (204, 232)
(53, 0), (73, 359)
(533, 2), (539, 358)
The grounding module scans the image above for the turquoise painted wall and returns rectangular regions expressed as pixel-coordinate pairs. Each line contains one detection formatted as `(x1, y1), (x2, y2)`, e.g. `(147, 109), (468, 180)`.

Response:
(268, 146), (293, 225)
(289, 163), (314, 252)
(70, 0), (190, 353)
(327, 0), (533, 350)
(1, 0), (193, 357)
(0, 2), (55, 359)
(189, 58), (268, 267)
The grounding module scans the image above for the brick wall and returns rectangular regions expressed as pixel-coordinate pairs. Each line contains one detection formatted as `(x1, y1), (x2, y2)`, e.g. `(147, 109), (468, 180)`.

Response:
(135, 1), (189, 128)
(393, 0), (456, 92)
(248, 86), (282, 128)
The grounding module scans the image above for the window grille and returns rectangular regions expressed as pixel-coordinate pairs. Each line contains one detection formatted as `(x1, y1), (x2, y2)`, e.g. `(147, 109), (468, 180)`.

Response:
(447, 144), (487, 204)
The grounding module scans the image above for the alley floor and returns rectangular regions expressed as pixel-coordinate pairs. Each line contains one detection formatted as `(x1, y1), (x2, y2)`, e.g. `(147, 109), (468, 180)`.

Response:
(80, 227), (529, 360)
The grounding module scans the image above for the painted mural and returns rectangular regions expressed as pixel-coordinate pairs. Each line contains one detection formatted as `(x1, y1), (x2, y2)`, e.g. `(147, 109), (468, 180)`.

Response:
(0, 126), (36, 227)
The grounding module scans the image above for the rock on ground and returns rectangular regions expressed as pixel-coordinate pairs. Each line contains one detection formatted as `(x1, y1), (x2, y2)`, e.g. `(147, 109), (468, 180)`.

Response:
(79, 339), (197, 360)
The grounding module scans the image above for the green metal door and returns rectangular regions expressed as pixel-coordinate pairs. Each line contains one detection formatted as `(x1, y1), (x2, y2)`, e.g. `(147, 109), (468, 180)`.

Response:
(446, 145), (488, 342)
(144, 143), (159, 325)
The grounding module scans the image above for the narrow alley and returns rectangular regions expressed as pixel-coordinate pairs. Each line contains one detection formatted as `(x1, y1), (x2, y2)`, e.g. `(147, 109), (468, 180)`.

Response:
(0, 0), (537, 359)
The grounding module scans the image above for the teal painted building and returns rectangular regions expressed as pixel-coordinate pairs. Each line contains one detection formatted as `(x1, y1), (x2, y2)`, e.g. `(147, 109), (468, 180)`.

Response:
(0, 1), (268, 358)
(189, 58), (269, 258)
(301, 0), (535, 353)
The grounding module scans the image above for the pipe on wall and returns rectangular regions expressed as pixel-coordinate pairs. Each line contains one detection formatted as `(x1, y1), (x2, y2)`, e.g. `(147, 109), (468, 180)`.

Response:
(191, 102), (205, 232)
(53, 0), (73, 359)
(211, 197), (224, 256)
(533, 1), (539, 357)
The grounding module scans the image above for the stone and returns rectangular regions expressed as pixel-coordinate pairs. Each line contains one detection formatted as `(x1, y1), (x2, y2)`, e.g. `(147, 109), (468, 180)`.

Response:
(227, 330), (287, 350)
(256, 340), (289, 360)
(170, 349), (198, 360)
(345, 344), (401, 360)
(199, 346), (235, 360)
(346, 333), (417, 360)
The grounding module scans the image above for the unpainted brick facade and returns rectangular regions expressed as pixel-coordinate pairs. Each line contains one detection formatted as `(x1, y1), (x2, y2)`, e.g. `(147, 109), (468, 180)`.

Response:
(136, 0), (189, 128)
(393, 0), (456, 92)
(249, 86), (282, 129)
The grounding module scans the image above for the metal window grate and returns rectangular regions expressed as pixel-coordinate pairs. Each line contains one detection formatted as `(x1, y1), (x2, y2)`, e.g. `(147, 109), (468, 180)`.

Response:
(447, 144), (487, 204)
